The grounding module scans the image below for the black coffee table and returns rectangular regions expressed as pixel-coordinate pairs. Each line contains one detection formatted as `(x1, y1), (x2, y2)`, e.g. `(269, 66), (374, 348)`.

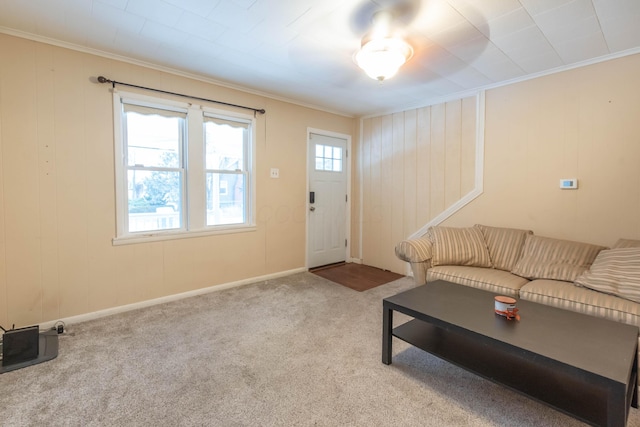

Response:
(382, 280), (639, 427)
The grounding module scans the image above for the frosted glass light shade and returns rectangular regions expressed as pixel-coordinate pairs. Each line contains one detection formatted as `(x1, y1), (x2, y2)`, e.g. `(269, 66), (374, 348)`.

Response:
(355, 37), (414, 81)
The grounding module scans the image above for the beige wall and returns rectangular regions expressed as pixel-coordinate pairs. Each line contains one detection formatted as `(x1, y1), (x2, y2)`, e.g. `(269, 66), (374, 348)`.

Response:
(354, 52), (640, 274)
(357, 96), (478, 273)
(443, 53), (640, 245)
(0, 33), (355, 327)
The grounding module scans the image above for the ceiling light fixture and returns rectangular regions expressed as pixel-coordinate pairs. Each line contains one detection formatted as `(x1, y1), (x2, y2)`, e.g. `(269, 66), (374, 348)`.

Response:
(354, 11), (414, 82)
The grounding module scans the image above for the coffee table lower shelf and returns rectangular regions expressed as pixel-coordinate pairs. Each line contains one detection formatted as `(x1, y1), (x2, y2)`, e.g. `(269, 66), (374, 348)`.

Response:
(389, 318), (636, 427)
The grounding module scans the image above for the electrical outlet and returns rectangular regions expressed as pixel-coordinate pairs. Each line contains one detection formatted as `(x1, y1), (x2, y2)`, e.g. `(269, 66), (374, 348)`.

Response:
(270, 168), (279, 178)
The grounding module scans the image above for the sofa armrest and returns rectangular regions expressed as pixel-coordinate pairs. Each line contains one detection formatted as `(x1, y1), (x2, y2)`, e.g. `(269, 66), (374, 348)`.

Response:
(395, 237), (433, 285)
(395, 236), (433, 263)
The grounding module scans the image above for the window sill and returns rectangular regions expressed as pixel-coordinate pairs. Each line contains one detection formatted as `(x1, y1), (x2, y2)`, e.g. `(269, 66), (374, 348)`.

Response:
(112, 225), (257, 246)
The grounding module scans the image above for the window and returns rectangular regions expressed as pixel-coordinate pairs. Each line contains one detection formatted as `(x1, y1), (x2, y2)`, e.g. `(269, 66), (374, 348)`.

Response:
(315, 144), (342, 172)
(113, 91), (255, 244)
(204, 117), (249, 226)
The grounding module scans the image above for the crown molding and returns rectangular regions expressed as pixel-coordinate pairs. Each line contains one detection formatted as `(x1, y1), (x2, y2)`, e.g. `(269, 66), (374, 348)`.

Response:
(0, 27), (355, 119)
(2, 26), (638, 120)
(362, 46), (640, 119)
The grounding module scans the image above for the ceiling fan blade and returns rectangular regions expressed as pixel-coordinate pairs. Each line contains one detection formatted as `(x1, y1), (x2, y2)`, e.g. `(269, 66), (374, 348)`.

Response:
(350, 0), (423, 35)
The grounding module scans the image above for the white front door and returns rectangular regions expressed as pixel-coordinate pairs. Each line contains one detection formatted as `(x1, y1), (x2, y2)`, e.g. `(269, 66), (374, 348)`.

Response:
(308, 133), (348, 268)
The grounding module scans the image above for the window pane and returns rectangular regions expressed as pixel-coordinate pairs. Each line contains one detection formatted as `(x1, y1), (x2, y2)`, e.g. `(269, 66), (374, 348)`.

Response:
(314, 144), (343, 172)
(205, 121), (245, 170)
(127, 170), (182, 232)
(126, 112), (182, 168)
(206, 173), (245, 226)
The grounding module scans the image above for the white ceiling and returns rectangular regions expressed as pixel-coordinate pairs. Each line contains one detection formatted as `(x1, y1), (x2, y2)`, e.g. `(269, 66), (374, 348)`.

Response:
(1, 0), (639, 117)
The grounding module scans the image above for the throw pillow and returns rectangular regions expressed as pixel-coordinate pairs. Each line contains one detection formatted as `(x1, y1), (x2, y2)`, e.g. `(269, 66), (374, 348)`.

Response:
(428, 226), (492, 268)
(475, 224), (533, 272)
(613, 238), (640, 249)
(511, 235), (606, 282)
(575, 248), (640, 303)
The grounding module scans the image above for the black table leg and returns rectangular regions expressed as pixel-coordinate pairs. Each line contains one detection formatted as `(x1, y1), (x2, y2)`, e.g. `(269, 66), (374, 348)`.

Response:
(633, 350), (638, 409)
(382, 303), (393, 365)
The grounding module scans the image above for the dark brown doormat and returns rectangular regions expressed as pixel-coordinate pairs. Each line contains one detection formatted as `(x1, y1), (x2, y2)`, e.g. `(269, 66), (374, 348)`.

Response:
(310, 263), (405, 292)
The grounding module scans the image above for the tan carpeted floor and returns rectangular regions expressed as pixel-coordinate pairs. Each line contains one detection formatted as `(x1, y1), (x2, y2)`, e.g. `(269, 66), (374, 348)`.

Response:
(1, 272), (638, 426)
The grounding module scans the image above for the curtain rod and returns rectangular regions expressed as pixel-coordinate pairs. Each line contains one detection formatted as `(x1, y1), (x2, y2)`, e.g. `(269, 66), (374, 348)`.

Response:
(97, 76), (266, 115)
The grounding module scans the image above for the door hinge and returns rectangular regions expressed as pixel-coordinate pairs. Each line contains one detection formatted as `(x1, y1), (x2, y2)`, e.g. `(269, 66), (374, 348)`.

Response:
(345, 239), (348, 247)
(345, 194), (348, 202)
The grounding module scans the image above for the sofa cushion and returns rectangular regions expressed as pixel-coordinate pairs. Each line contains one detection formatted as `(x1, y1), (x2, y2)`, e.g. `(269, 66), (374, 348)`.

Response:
(511, 235), (606, 282)
(519, 279), (640, 329)
(428, 226), (492, 268)
(613, 238), (640, 248)
(475, 224), (532, 272)
(427, 266), (529, 297)
(574, 248), (640, 303)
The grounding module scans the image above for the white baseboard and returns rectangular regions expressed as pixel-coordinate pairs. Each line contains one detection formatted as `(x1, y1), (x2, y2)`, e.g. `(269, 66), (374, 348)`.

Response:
(348, 258), (363, 264)
(38, 267), (307, 331)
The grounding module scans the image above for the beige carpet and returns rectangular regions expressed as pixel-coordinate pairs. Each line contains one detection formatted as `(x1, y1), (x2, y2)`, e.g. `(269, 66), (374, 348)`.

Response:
(1, 272), (639, 426)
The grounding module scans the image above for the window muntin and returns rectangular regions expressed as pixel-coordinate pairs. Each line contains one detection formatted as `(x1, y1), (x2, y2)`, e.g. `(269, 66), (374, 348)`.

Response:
(114, 92), (256, 243)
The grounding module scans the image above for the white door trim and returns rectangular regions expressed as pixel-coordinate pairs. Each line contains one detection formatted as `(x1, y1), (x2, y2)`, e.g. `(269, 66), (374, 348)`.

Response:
(306, 127), (352, 269)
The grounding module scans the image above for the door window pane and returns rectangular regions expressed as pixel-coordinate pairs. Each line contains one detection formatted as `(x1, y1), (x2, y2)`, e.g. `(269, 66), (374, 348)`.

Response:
(315, 144), (343, 172)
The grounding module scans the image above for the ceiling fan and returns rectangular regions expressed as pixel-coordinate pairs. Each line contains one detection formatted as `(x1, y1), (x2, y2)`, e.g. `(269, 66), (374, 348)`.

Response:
(350, 0), (491, 83)
(287, 0), (487, 87)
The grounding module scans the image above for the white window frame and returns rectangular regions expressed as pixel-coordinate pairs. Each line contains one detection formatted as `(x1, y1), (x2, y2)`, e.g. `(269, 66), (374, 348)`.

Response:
(112, 90), (256, 245)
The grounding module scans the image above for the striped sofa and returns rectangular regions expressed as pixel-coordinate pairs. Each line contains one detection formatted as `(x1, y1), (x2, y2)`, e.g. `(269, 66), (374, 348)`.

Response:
(395, 225), (640, 332)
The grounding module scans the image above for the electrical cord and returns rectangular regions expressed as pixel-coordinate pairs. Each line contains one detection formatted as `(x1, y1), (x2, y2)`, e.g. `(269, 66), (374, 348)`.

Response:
(0, 324), (16, 333)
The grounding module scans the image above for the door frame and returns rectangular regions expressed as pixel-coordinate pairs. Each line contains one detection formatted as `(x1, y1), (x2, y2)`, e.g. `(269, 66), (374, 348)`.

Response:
(306, 127), (353, 269)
